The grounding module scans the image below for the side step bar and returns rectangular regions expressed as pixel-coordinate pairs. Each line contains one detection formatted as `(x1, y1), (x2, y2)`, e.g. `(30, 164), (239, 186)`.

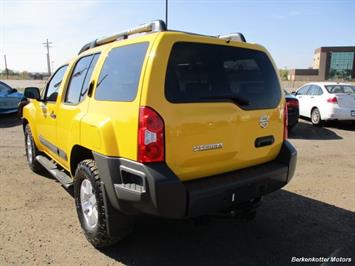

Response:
(35, 155), (73, 189)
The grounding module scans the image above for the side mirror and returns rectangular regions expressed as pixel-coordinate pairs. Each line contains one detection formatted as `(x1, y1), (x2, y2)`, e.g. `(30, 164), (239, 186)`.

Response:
(24, 87), (41, 100)
(291, 91), (297, 95)
(10, 88), (18, 94)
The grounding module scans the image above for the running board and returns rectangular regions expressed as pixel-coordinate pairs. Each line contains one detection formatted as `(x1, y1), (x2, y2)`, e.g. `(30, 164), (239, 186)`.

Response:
(35, 155), (73, 189)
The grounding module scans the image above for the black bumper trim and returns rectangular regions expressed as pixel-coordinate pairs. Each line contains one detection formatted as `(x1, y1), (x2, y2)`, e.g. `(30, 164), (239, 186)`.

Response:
(93, 140), (297, 219)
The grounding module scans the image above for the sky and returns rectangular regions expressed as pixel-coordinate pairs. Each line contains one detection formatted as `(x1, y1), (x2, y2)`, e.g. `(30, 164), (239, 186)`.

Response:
(0, 0), (355, 73)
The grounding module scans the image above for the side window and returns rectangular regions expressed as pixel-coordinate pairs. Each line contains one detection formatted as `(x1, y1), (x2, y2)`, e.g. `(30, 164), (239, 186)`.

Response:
(297, 86), (309, 95)
(307, 86), (317, 95)
(80, 54), (100, 100)
(45, 65), (68, 102)
(314, 86), (323, 95)
(95, 42), (149, 102)
(308, 85), (323, 96)
(65, 53), (99, 104)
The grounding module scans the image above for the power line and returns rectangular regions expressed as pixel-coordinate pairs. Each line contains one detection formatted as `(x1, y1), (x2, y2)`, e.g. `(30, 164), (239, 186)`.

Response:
(42, 39), (52, 76)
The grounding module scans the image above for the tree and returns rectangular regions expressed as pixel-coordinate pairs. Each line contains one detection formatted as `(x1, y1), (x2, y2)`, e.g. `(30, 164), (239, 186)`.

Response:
(279, 69), (289, 81)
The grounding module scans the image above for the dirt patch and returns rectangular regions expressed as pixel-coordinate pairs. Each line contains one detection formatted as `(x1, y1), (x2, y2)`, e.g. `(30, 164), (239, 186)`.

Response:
(0, 115), (354, 265)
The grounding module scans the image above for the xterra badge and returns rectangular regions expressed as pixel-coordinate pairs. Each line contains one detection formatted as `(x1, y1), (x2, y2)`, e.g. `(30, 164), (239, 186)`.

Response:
(193, 143), (223, 152)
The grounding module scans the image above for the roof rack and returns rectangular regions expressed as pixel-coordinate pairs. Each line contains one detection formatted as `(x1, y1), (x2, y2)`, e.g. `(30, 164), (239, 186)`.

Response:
(78, 20), (166, 54)
(218, 33), (246, 43)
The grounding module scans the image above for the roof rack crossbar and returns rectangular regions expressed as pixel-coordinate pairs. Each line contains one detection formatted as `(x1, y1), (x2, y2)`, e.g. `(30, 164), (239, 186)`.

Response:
(218, 33), (246, 43)
(78, 20), (166, 54)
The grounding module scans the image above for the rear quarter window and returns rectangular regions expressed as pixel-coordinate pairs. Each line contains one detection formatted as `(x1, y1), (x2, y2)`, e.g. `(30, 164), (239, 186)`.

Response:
(165, 42), (281, 110)
(95, 42), (149, 102)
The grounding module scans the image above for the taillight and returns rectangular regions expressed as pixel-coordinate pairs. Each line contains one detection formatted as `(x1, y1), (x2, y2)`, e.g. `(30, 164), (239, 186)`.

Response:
(138, 106), (165, 163)
(327, 97), (338, 104)
(286, 99), (299, 108)
(283, 103), (288, 140)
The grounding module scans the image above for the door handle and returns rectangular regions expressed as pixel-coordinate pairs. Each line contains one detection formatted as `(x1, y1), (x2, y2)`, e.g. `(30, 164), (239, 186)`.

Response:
(310, 96), (314, 99)
(50, 112), (56, 119)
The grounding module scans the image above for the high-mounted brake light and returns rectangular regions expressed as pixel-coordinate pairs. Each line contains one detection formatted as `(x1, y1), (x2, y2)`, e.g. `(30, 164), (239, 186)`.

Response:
(138, 106), (165, 163)
(283, 103), (288, 140)
(327, 97), (338, 104)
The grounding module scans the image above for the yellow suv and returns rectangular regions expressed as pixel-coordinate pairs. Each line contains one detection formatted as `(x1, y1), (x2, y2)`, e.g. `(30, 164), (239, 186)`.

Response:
(21, 20), (297, 248)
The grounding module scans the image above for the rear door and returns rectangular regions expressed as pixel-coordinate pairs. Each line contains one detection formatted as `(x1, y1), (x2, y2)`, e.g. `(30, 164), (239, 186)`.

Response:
(152, 41), (283, 181)
(56, 53), (100, 168)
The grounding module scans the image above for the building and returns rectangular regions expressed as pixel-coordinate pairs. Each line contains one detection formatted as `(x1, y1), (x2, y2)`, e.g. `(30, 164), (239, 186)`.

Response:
(289, 46), (355, 81)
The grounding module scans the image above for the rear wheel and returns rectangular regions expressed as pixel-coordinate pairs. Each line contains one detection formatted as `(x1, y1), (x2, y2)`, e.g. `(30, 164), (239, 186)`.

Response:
(74, 159), (133, 248)
(24, 124), (43, 173)
(311, 108), (322, 126)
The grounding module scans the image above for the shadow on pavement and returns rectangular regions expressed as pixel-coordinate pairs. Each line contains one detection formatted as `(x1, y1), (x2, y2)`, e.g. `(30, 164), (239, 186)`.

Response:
(102, 190), (355, 266)
(324, 121), (355, 132)
(289, 121), (342, 140)
(0, 113), (21, 128)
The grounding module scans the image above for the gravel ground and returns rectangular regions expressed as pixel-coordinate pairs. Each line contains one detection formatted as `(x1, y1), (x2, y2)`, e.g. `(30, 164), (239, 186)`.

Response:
(0, 114), (354, 266)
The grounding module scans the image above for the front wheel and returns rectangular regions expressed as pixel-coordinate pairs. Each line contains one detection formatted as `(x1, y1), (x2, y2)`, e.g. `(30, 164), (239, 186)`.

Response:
(24, 124), (43, 173)
(311, 108), (323, 126)
(74, 159), (133, 248)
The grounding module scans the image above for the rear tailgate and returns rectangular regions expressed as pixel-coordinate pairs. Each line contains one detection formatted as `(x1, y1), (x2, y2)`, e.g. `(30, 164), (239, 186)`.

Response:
(163, 104), (283, 181)
(144, 37), (284, 182)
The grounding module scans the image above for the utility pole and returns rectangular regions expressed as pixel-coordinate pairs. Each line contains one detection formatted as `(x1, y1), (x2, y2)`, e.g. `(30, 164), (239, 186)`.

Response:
(42, 39), (52, 76)
(4, 54), (9, 79)
(165, 0), (168, 29)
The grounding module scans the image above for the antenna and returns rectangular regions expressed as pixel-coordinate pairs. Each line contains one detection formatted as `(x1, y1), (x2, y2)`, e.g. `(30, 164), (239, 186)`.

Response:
(165, 0), (168, 29)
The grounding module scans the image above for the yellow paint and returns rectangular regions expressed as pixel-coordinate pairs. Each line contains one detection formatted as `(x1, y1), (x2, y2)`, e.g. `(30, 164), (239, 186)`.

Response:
(23, 31), (285, 180)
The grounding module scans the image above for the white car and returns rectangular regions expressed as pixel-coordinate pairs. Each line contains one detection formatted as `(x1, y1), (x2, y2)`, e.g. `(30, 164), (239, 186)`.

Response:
(293, 82), (355, 126)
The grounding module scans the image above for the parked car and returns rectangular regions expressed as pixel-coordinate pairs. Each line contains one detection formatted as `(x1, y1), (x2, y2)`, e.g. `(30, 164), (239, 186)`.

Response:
(293, 82), (355, 126)
(0, 81), (24, 114)
(284, 90), (299, 130)
(20, 20), (297, 248)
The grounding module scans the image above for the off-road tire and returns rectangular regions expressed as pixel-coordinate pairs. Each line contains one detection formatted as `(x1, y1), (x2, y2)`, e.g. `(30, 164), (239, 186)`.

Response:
(24, 124), (43, 173)
(74, 159), (133, 248)
(311, 108), (323, 126)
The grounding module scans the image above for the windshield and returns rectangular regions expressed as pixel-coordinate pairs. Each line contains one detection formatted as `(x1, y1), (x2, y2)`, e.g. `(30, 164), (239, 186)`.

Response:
(165, 42), (281, 110)
(0, 82), (11, 93)
(325, 85), (355, 94)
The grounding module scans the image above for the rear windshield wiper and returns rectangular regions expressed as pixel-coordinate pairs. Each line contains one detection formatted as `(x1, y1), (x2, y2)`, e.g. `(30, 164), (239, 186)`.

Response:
(200, 95), (250, 106)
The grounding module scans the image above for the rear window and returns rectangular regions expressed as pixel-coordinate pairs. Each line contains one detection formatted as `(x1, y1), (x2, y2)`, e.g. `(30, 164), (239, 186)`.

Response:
(165, 42), (281, 110)
(95, 42), (148, 102)
(325, 85), (355, 94)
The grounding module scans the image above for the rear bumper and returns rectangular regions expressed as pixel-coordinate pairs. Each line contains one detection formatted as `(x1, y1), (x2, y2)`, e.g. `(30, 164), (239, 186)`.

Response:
(322, 106), (355, 120)
(94, 140), (297, 219)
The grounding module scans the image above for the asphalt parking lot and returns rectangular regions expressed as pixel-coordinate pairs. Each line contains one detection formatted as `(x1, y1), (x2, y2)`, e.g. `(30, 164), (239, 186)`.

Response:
(0, 114), (354, 265)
